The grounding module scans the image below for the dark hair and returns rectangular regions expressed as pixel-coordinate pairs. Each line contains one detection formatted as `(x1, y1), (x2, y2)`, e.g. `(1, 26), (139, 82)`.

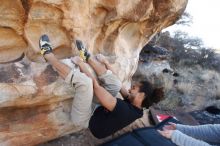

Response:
(139, 81), (164, 108)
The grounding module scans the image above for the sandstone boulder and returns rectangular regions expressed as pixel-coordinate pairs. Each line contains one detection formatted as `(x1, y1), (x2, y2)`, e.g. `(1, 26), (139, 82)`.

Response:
(0, 0), (188, 145)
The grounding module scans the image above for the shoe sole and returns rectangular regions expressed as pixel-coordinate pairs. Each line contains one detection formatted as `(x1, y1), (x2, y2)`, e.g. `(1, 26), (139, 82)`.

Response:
(76, 40), (85, 51)
(39, 34), (51, 49)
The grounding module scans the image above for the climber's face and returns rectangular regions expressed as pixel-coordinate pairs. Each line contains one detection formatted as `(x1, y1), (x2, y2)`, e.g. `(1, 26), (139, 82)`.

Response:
(128, 83), (142, 103)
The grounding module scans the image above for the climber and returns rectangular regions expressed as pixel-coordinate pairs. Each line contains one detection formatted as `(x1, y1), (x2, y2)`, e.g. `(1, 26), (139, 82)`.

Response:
(39, 35), (164, 139)
(158, 122), (220, 146)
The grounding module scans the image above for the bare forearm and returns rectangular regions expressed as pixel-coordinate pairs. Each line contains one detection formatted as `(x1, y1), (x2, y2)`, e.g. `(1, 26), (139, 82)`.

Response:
(44, 53), (71, 79)
(93, 79), (116, 111)
(120, 86), (129, 99)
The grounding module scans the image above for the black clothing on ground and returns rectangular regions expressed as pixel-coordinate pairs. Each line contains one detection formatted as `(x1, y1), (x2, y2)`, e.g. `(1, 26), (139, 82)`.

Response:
(89, 98), (143, 139)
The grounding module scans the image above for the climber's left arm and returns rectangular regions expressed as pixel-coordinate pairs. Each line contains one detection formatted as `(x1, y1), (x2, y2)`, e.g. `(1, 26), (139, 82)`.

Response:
(44, 53), (71, 79)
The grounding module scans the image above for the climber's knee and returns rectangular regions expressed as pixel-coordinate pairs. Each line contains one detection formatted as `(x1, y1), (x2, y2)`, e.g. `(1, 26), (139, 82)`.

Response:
(98, 70), (122, 97)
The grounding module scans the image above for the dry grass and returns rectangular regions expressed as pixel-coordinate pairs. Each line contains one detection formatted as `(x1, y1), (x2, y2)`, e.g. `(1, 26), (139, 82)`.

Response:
(197, 69), (220, 98)
(160, 74), (173, 93)
(134, 59), (220, 110)
(199, 70), (220, 82)
(176, 82), (194, 95)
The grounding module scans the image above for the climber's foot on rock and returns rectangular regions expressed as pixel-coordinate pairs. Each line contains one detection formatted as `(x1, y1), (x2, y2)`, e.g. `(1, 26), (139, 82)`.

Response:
(39, 34), (53, 55)
(75, 40), (90, 62)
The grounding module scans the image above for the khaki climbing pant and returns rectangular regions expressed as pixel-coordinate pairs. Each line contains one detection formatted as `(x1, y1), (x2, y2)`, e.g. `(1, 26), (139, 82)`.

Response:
(65, 68), (122, 128)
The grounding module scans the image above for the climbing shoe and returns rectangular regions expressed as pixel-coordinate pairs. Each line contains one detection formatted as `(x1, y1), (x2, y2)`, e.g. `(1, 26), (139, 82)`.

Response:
(75, 40), (90, 61)
(39, 34), (53, 55)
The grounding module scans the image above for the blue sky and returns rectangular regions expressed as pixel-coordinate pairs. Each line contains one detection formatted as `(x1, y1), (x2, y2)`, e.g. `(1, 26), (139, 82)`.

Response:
(164, 0), (220, 50)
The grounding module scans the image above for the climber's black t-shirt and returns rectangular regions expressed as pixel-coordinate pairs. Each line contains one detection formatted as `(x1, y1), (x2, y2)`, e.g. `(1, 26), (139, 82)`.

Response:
(89, 98), (143, 139)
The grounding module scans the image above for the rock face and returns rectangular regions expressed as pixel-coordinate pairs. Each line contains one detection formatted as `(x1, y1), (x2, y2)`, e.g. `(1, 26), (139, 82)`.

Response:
(0, 0), (187, 145)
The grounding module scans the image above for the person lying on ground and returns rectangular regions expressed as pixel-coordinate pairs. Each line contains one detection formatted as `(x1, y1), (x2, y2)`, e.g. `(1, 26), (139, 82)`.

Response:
(158, 122), (220, 146)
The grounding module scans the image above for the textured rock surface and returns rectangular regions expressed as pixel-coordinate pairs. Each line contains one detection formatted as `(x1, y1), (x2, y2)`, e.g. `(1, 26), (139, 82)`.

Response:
(40, 110), (150, 146)
(0, 0), (187, 145)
